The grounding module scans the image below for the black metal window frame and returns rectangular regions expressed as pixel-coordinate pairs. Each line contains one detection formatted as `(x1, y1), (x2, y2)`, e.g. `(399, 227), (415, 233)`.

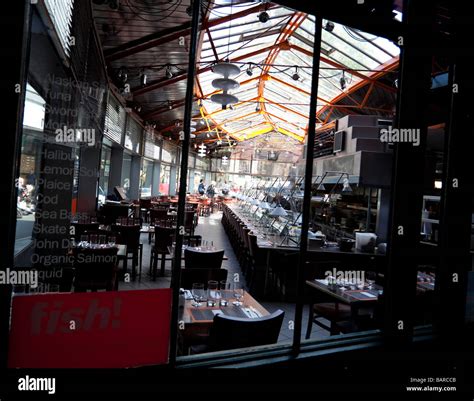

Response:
(169, 0), (473, 368)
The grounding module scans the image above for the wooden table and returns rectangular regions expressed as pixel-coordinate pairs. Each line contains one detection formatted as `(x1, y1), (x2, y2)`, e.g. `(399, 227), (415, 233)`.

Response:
(178, 290), (269, 354)
(168, 246), (229, 261)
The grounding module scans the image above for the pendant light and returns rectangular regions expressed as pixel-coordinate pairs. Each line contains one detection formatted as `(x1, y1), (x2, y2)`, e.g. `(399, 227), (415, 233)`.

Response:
(210, 62), (241, 109)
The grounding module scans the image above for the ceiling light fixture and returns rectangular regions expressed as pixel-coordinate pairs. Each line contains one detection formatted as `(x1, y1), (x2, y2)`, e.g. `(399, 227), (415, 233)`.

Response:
(140, 72), (147, 86)
(210, 62), (241, 109)
(258, 11), (270, 23)
(340, 71), (347, 91)
(246, 62), (254, 76)
(324, 21), (335, 32)
(165, 64), (173, 79)
(198, 143), (207, 157)
(292, 66), (300, 81)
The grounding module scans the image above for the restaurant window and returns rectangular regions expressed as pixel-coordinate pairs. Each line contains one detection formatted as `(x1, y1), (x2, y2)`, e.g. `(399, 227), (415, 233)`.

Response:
(121, 152), (132, 198)
(42, 0), (75, 58)
(161, 142), (177, 164)
(104, 94), (126, 145)
(15, 84), (45, 255)
(124, 116), (142, 154)
(140, 158), (153, 197)
(144, 130), (161, 160)
(160, 164), (171, 195)
(98, 144), (111, 206)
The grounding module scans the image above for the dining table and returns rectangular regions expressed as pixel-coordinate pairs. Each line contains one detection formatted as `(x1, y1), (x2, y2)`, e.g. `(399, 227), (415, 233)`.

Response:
(168, 245), (229, 261)
(306, 271), (435, 331)
(177, 290), (269, 354)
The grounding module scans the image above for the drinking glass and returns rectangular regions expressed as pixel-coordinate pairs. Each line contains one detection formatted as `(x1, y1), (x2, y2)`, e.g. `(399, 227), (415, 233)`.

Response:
(91, 217), (98, 223)
(99, 235), (107, 246)
(207, 280), (220, 306)
(366, 271), (376, 289)
(108, 236), (116, 247)
(89, 234), (98, 246)
(232, 282), (244, 306)
(80, 235), (88, 247)
(191, 283), (205, 307)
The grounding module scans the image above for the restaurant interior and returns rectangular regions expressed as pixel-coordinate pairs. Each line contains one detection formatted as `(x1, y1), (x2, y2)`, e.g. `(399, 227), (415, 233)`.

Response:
(2, 0), (474, 376)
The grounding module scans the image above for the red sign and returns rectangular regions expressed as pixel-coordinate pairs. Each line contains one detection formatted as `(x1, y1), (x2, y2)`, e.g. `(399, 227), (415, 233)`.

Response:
(8, 289), (172, 368)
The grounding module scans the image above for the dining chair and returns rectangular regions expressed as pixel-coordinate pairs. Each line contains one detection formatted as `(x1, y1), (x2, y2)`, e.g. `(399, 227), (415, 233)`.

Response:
(180, 268), (228, 290)
(184, 249), (224, 269)
(111, 224), (142, 279)
(190, 310), (285, 354)
(72, 246), (119, 292)
(150, 226), (175, 279)
(139, 198), (152, 223)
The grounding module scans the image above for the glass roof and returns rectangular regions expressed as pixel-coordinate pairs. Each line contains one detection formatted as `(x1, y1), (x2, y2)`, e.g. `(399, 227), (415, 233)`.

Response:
(196, 1), (400, 143)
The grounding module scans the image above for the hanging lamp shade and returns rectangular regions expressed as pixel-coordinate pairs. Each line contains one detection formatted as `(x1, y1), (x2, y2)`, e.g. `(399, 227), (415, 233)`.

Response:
(269, 205), (288, 217)
(210, 93), (239, 106)
(259, 201), (272, 210)
(317, 183), (326, 191)
(212, 62), (241, 78)
(212, 78), (240, 91)
(250, 198), (259, 206)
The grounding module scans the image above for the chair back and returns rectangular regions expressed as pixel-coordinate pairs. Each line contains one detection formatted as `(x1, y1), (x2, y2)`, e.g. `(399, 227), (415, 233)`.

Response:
(112, 224), (140, 252)
(184, 210), (195, 229)
(139, 198), (151, 209)
(210, 310), (284, 351)
(180, 268), (228, 290)
(150, 208), (169, 222)
(73, 246), (118, 291)
(154, 226), (175, 252)
(184, 249), (224, 269)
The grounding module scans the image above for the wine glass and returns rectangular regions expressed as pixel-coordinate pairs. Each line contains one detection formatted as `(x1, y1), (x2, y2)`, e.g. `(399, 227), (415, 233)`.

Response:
(80, 235), (88, 247)
(108, 236), (116, 247)
(366, 271), (376, 289)
(191, 283), (205, 307)
(207, 280), (220, 306)
(232, 282), (244, 306)
(99, 235), (107, 247)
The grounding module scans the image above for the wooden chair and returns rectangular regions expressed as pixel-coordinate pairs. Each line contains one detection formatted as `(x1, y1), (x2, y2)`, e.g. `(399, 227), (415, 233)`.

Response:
(191, 310), (284, 354)
(150, 226), (175, 279)
(184, 249), (224, 269)
(111, 224), (142, 279)
(72, 247), (119, 292)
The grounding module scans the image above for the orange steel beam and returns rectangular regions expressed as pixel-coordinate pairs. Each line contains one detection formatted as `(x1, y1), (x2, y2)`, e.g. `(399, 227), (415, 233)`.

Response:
(194, 79), (240, 142)
(290, 44), (398, 94)
(134, 42), (281, 96)
(317, 57), (399, 120)
(360, 82), (375, 108)
(263, 98), (313, 121)
(257, 12), (307, 132)
(265, 111), (306, 132)
(195, 111), (260, 134)
(323, 107), (334, 124)
(268, 74), (331, 103)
